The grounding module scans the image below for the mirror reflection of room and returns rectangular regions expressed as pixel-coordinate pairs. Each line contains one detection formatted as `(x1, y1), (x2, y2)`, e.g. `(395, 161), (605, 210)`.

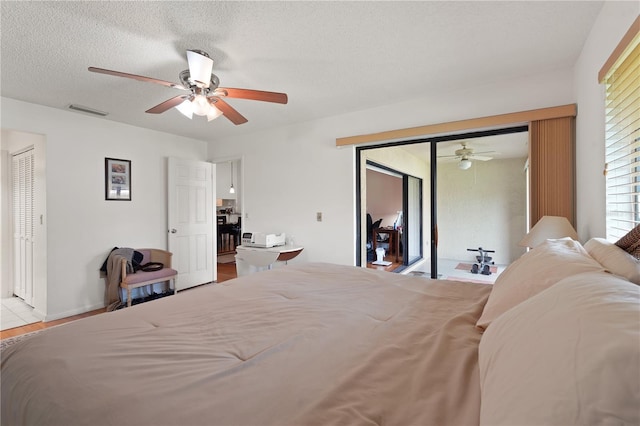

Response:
(366, 167), (403, 268)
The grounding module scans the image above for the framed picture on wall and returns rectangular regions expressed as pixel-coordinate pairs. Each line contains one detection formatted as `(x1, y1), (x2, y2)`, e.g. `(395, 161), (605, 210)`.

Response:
(105, 157), (131, 201)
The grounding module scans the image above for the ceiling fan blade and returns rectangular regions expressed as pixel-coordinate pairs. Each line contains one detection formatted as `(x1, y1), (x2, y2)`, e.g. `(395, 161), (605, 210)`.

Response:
(146, 95), (190, 114)
(186, 50), (214, 88)
(217, 88), (288, 104)
(88, 67), (187, 90)
(213, 98), (248, 125)
(472, 155), (493, 161)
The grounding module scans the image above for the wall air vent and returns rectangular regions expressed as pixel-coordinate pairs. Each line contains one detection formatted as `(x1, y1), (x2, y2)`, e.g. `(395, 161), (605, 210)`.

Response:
(67, 104), (108, 117)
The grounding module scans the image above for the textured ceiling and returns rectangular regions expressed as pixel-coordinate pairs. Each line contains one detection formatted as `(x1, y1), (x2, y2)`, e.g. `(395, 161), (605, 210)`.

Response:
(1, 1), (603, 142)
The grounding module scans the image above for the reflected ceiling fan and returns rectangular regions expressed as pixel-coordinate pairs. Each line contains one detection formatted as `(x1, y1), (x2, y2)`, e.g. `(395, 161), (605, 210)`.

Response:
(438, 142), (495, 170)
(89, 49), (288, 125)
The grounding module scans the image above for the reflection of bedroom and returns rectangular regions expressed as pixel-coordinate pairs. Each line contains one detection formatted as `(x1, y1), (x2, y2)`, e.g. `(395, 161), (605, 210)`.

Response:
(363, 131), (529, 281)
(365, 167), (402, 265)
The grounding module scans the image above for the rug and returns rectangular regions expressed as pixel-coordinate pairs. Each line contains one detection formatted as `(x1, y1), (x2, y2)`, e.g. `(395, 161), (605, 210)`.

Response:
(217, 253), (237, 264)
(1, 328), (45, 351)
(455, 263), (498, 273)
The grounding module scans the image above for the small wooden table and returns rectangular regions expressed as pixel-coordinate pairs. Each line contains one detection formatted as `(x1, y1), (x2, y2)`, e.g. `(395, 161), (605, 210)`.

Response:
(372, 228), (401, 263)
(235, 244), (304, 274)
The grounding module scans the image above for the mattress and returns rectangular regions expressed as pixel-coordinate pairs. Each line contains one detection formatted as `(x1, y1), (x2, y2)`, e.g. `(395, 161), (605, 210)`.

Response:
(1, 263), (491, 426)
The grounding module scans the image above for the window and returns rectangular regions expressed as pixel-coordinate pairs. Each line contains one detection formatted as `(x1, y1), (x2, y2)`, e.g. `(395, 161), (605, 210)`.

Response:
(601, 18), (640, 241)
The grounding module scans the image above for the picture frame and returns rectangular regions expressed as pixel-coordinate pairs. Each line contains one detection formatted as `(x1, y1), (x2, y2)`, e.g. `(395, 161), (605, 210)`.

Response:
(105, 157), (131, 201)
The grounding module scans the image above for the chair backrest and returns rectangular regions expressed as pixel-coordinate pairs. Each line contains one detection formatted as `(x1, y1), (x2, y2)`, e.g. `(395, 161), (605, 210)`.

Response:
(138, 249), (151, 264)
(366, 214), (383, 242)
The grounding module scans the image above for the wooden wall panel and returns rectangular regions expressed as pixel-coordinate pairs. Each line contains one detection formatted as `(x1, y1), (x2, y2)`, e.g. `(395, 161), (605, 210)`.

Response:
(336, 104), (576, 147)
(529, 117), (576, 227)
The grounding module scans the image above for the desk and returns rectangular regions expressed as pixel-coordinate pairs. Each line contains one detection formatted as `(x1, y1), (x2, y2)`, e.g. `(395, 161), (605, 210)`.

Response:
(235, 244), (304, 275)
(373, 228), (401, 263)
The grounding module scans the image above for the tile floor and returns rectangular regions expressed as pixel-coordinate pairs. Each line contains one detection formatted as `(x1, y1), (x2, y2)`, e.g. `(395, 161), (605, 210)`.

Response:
(1, 297), (41, 331)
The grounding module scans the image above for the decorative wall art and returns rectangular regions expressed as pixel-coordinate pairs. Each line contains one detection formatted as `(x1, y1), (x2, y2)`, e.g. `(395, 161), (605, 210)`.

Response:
(105, 158), (131, 201)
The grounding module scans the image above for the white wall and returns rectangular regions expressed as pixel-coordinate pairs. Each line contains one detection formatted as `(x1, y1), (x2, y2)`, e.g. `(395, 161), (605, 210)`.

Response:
(1, 98), (207, 320)
(573, 1), (639, 241)
(207, 67), (575, 266)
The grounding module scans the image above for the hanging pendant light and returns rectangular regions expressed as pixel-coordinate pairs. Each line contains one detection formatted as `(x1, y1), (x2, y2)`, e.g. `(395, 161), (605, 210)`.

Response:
(229, 161), (235, 194)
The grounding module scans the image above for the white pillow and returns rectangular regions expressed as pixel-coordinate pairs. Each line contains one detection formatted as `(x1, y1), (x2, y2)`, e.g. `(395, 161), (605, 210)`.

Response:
(478, 271), (640, 426)
(476, 238), (604, 330)
(584, 237), (640, 285)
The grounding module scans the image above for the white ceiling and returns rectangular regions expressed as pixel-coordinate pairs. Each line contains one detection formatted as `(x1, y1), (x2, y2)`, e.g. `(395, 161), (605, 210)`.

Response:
(1, 1), (603, 142)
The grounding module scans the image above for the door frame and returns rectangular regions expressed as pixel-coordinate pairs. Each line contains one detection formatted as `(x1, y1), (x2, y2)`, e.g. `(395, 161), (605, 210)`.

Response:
(1, 129), (47, 319)
(210, 154), (244, 274)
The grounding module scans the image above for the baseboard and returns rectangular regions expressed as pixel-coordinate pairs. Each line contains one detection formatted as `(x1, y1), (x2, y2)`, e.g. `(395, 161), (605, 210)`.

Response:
(32, 308), (46, 321)
(43, 303), (105, 322)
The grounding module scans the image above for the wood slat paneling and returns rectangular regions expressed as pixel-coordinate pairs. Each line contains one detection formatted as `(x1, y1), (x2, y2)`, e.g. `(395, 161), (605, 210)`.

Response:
(529, 117), (576, 227)
(336, 104), (576, 147)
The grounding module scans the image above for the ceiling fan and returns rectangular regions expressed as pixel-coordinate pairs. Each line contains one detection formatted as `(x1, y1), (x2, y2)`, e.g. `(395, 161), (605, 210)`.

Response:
(438, 142), (495, 170)
(88, 49), (288, 125)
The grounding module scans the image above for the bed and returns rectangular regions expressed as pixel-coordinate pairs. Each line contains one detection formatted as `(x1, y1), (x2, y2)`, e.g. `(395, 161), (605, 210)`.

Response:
(2, 238), (639, 426)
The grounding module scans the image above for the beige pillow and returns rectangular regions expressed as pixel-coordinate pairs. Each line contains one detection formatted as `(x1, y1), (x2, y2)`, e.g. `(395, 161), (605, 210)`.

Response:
(476, 238), (604, 330)
(585, 238), (640, 285)
(478, 271), (640, 426)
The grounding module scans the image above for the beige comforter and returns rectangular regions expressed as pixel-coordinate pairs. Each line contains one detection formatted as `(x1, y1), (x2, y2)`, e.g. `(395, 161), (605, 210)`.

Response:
(1, 263), (491, 426)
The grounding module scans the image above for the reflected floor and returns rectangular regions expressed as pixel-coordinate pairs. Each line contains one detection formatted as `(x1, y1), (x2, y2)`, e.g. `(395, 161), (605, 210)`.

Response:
(408, 258), (506, 284)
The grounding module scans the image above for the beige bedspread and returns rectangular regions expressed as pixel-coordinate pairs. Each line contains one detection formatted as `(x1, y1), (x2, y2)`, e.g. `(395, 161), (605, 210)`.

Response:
(1, 263), (491, 426)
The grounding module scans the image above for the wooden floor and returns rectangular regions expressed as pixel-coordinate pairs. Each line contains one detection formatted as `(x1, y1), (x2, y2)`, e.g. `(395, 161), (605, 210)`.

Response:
(0, 261), (239, 340)
(365, 254), (403, 272)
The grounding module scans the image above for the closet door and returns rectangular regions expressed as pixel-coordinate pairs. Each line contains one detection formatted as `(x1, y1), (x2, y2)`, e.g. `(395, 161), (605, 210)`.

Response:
(529, 117), (576, 227)
(12, 149), (35, 304)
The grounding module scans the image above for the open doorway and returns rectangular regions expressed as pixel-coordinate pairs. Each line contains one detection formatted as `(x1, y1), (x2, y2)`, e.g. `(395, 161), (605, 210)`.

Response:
(1, 128), (47, 326)
(212, 157), (243, 277)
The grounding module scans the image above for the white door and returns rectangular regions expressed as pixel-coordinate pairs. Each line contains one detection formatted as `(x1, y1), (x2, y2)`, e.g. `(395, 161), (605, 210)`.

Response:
(168, 158), (216, 290)
(12, 149), (35, 305)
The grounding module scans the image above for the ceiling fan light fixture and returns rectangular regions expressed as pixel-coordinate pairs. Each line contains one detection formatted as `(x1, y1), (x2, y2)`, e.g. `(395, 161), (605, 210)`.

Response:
(186, 50), (214, 88)
(175, 99), (193, 119)
(458, 159), (472, 170)
(206, 104), (223, 122)
(192, 94), (211, 116)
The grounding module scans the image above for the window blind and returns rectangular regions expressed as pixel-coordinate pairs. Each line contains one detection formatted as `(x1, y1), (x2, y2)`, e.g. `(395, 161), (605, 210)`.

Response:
(604, 34), (640, 241)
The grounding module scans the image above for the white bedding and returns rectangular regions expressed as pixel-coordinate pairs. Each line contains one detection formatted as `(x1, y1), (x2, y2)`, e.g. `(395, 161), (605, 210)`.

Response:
(1, 263), (491, 426)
